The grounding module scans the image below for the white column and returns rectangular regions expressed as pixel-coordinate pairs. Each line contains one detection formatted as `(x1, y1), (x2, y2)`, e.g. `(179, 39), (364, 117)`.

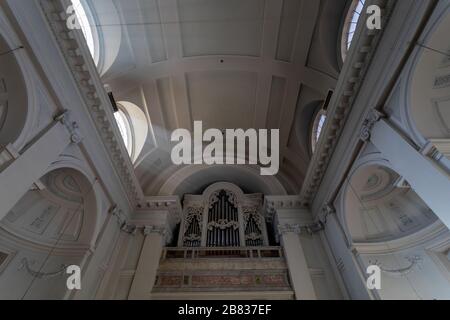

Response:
(128, 225), (166, 300)
(369, 118), (450, 229)
(0, 112), (80, 220)
(323, 211), (372, 299)
(278, 223), (317, 300)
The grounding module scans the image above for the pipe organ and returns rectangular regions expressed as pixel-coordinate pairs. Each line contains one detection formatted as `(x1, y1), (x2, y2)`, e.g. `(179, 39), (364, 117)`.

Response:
(178, 183), (268, 247)
(206, 190), (240, 247)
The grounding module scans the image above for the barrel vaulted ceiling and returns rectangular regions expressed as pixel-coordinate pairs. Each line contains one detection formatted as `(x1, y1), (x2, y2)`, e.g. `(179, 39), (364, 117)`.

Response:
(90, 0), (349, 195)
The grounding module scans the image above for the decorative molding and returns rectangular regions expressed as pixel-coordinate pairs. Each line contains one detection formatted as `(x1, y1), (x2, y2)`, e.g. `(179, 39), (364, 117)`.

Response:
(110, 204), (126, 225)
(246, 232), (263, 241)
(359, 110), (385, 142)
(209, 189), (239, 208)
(185, 206), (203, 221)
(144, 225), (167, 236)
(369, 255), (423, 277)
(120, 224), (137, 235)
(110, 204), (137, 235)
(184, 234), (201, 242)
(242, 206), (263, 231)
(39, 0), (142, 205)
(277, 223), (302, 236)
(136, 196), (183, 232)
(207, 219), (239, 231)
(137, 198), (179, 210)
(264, 196), (305, 222)
(353, 221), (449, 254)
(433, 73), (450, 89)
(299, 0), (395, 207)
(182, 206), (203, 246)
(318, 203), (336, 224)
(18, 258), (67, 279)
(54, 110), (82, 144)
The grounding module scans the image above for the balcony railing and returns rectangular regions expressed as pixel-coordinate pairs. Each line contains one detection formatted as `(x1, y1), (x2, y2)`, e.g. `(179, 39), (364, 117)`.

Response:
(161, 246), (284, 260)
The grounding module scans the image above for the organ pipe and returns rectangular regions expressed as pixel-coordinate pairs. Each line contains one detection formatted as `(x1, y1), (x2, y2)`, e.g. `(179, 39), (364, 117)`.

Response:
(183, 189), (265, 248)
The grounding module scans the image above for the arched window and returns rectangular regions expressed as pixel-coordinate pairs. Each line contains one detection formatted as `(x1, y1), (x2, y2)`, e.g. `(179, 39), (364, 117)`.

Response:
(113, 102), (148, 162)
(341, 0), (366, 61)
(311, 109), (327, 153)
(71, 0), (98, 63)
(114, 109), (132, 155)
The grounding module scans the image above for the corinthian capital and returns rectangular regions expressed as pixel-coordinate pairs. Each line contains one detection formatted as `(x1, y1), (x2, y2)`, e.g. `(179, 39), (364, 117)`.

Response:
(143, 225), (166, 236)
(277, 223), (302, 235)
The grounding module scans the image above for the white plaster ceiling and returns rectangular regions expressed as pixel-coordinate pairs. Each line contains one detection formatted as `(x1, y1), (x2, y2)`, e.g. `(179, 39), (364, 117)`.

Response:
(0, 169), (96, 248)
(409, 7), (450, 140)
(0, 35), (27, 146)
(92, 0), (348, 195)
(345, 165), (439, 243)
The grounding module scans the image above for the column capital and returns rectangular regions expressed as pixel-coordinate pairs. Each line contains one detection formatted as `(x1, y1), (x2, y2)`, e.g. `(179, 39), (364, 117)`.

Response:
(143, 225), (167, 236)
(321, 204), (336, 216)
(109, 204), (137, 235)
(54, 110), (82, 144)
(277, 223), (302, 236)
(264, 196), (307, 223)
(360, 109), (385, 142)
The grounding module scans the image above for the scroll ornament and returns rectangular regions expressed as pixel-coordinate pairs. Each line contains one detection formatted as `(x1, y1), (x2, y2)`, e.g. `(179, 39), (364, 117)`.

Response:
(207, 219), (239, 230)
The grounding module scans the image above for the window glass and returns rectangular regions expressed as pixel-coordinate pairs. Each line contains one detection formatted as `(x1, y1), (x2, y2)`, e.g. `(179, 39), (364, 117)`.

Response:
(342, 0), (366, 61)
(311, 110), (327, 153)
(114, 110), (131, 154)
(72, 0), (95, 58)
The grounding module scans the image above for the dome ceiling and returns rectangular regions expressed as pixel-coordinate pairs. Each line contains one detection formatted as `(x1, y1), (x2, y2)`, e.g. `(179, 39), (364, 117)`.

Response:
(88, 0), (348, 195)
(345, 165), (439, 243)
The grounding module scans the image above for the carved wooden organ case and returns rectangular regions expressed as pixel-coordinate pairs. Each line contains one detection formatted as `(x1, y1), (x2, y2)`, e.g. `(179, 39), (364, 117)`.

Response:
(178, 183), (268, 247)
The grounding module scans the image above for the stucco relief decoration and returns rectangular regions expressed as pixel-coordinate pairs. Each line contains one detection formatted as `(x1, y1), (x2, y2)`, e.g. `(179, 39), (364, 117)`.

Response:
(183, 206), (203, 245)
(185, 207), (203, 225)
(207, 219), (239, 231)
(369, 255), (423, 277)
(109, 205), (136, 235)
(242, 206), (263, 230)
(277, 223), (302, 236)
(360, 110), (384, 142)
(242, 205), (264, 244)
(225, 191), (238, 207)
(18, 258), (67, 279)
(144, 225), (167, 236)
(209, 190), (238, 209)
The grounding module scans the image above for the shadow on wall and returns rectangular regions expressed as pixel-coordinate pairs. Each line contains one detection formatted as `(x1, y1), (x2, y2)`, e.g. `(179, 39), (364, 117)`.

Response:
(0, 168), (97, 299)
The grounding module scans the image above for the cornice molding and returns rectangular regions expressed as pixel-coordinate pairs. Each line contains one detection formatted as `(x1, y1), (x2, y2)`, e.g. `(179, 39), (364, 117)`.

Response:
(277, 223), (302, 236)
(136, 196), (180, 211)
(264, 196), (305, 223)
(39, 0), (142, 206)
(135, 196), (182, 226)
(299, 0), (395, 207)
(143, 225), (167, 236)
(265, 196), (305, 211)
